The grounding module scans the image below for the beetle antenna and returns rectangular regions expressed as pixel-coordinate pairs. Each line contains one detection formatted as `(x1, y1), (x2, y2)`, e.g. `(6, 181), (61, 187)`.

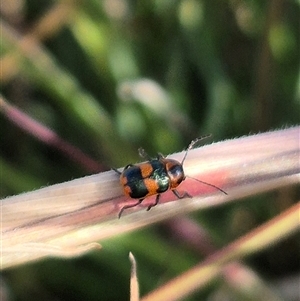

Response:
(181, 134), (212, 165)
(186, 176), (227, 195)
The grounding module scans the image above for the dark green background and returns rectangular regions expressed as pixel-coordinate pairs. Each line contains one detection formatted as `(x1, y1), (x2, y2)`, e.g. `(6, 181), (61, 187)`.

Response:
(1, 0), (299, 300)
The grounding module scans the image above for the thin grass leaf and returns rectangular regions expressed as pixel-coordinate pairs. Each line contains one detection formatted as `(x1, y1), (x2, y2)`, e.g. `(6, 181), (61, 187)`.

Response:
(141, 202), (300, 301)
(1, 127), (299, 269)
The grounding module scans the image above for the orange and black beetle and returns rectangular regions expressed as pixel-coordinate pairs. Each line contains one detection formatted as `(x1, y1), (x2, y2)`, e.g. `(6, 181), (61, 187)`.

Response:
(114, 136), (227, 218)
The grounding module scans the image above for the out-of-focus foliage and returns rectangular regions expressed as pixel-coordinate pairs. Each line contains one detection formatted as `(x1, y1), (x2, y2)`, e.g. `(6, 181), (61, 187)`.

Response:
(1, 0), (299, 300)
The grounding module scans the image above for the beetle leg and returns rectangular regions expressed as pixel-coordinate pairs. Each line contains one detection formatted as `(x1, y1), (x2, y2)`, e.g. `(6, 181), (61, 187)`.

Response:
(124, 164), (134, 170)
(112, 165), (133, 173)
(112, 167), (122, 174)
(118, 198), (144, 218)
(172, 189), (192, 199)
(157, 152), (165, 160)
(138, 147), (152, 160)
(147, 194), (160, 211)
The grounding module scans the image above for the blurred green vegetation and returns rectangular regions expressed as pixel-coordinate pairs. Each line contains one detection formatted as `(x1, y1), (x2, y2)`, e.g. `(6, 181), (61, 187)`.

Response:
(1, 0), (299, 300)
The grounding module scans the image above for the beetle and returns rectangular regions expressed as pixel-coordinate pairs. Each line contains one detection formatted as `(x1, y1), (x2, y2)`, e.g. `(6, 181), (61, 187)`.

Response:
(113, 135), (227, 218)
